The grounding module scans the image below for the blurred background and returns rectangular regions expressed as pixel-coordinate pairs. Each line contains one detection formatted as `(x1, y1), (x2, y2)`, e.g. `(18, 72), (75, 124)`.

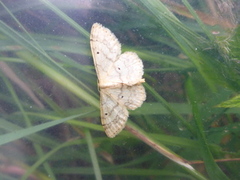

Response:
(0, 0), (239, 179)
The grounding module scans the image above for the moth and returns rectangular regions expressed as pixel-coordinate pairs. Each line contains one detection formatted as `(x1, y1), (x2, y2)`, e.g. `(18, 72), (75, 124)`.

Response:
(90, 23), (146, 138)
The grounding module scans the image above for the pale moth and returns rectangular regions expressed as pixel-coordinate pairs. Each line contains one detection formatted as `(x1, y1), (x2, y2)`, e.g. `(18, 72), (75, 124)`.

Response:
(90, 23), (146, 138)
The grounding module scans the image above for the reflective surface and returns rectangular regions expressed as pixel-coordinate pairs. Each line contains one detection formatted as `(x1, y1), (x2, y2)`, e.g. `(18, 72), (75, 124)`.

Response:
(0, 0), (239, 179)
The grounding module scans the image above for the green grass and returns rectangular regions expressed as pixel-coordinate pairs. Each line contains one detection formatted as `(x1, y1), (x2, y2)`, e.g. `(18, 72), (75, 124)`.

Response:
(0, 0), (239, 180)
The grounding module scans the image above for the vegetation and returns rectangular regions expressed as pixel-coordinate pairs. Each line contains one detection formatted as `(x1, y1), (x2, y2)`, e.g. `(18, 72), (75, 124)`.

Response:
(0, 0), (239, 179)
